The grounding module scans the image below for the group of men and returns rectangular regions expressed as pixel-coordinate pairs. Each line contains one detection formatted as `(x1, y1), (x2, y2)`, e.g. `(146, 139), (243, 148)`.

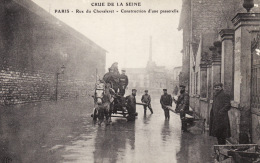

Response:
(102, 63), (232, 144)
(159, 85), (189, 132)
(103, 62), (128, 96)
(141, 82), (232, 145)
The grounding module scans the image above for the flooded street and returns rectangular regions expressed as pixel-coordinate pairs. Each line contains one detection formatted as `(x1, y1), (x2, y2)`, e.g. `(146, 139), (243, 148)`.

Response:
(0, 97), (216, 163)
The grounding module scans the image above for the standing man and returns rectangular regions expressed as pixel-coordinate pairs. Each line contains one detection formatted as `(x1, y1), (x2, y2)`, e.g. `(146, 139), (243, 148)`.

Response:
(141, 90), (153, 114)
(173, 85), (189, 132)
(119, 69), (128, 96)
(126, 89), (137, 121)
(160, 89), (172, 120)
(209, 82), (231, 145)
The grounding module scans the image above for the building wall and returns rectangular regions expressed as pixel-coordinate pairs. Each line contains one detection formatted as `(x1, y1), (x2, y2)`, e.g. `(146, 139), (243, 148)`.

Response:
(0, 0), (106, 105)
(0, 69), (94, 105)
(179, 0), (260, 144)
(0, 1), (106, 78)
(173, 67), (182, 87)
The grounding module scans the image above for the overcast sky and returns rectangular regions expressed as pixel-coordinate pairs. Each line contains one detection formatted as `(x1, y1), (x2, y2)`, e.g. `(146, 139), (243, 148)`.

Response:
(32, 0), (183, 70)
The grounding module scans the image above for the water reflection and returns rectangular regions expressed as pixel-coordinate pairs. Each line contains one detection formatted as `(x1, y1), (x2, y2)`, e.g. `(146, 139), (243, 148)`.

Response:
(161, 120), (171, 143)
(143, 114), (152, 125)
(176, 131), (215, 163)
(93, 119), (135, 163)
(0, 99), (216, 163)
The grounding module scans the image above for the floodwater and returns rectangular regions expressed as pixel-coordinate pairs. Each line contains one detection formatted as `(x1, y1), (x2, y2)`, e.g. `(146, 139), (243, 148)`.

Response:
(0, 96), (216, 163)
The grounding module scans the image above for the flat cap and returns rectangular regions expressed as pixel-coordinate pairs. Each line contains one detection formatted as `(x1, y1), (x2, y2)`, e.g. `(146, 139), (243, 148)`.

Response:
(179, 85), (186, 88)
(145, 90), (148, 92)
(163, 89), (167, 91)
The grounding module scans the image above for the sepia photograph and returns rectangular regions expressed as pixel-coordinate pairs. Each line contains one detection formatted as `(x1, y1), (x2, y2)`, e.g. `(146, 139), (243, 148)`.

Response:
(0, 0), (260, 162)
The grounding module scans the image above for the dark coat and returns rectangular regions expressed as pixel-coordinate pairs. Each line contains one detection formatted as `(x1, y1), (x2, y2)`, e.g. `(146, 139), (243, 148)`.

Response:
(175, 92), (189, 112)
(126, 94), (136, 114)
(160, 94), (172, 108)
(119, 74), (128, 87)
(141, 94), (151, 104)
(209, 90), (231, 138)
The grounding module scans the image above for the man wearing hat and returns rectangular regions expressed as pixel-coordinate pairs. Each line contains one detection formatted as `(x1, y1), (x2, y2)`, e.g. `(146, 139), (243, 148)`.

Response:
(160, 89), (172, 120)
(141, 90), (153, 114)
(119, 69), (128, 96)
(209, 82), (231, 144)
(126, 89), (137, 121)
(173, 85), (189, 132)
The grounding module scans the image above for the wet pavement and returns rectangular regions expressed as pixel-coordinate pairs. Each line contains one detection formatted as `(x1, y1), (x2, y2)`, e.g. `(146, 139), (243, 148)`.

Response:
(0, 96), (216, 163)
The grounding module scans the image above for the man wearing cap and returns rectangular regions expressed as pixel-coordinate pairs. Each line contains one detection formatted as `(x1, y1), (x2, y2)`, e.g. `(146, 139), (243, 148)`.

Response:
(141, 90), (153, 114)
(119, 69), (129, 96)
(173, 85), (189, 132)
(126, 89), (137, 121)
(209, 82), (231, 145)
(160, 89), (172, 120)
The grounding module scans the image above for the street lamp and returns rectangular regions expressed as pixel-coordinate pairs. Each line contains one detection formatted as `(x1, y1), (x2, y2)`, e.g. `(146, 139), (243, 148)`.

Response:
(55, 65), (66, 101)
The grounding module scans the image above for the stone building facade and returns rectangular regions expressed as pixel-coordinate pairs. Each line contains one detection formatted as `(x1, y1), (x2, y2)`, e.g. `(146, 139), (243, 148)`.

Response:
(179, 0), (260, 145)
(0, 0), (106, 105)
(173, 66), (182, 88)
(123, 63), (167, 96)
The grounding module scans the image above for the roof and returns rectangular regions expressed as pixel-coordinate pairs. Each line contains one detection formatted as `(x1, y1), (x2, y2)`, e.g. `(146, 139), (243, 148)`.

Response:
(12, 0), (107, 53)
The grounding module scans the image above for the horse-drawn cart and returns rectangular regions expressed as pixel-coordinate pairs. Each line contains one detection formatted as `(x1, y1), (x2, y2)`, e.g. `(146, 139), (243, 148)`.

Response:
(91, 81), (140, 124)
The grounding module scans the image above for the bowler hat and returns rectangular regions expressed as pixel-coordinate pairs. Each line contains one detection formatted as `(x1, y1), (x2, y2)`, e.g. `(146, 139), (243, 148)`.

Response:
(163, 89), (167, 91)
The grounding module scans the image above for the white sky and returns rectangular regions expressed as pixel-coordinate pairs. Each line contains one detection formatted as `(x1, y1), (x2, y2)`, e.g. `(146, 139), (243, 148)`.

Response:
(32, 0), (183, 69)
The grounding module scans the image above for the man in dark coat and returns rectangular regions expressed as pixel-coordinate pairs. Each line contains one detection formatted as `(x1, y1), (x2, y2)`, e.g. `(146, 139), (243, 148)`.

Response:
(160, 89), (172, 120)
(126, 89), (137, 121)
(209, 82), (231, 145)
(103, 68), (113, 84)
(119, 69), (128, 96)
(141, 90), (153, 114)
(173, 85), (189, 132)
(103, 68), (119, 93)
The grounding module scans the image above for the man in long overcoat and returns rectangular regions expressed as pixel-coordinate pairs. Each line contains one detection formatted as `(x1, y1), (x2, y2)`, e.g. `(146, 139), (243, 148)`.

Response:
(209, 82), (231, 145)
(173, 85), (189, 132)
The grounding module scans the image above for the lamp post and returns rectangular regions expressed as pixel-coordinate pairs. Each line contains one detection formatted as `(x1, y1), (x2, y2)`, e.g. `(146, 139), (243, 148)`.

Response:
(55, 65), (66, 101)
